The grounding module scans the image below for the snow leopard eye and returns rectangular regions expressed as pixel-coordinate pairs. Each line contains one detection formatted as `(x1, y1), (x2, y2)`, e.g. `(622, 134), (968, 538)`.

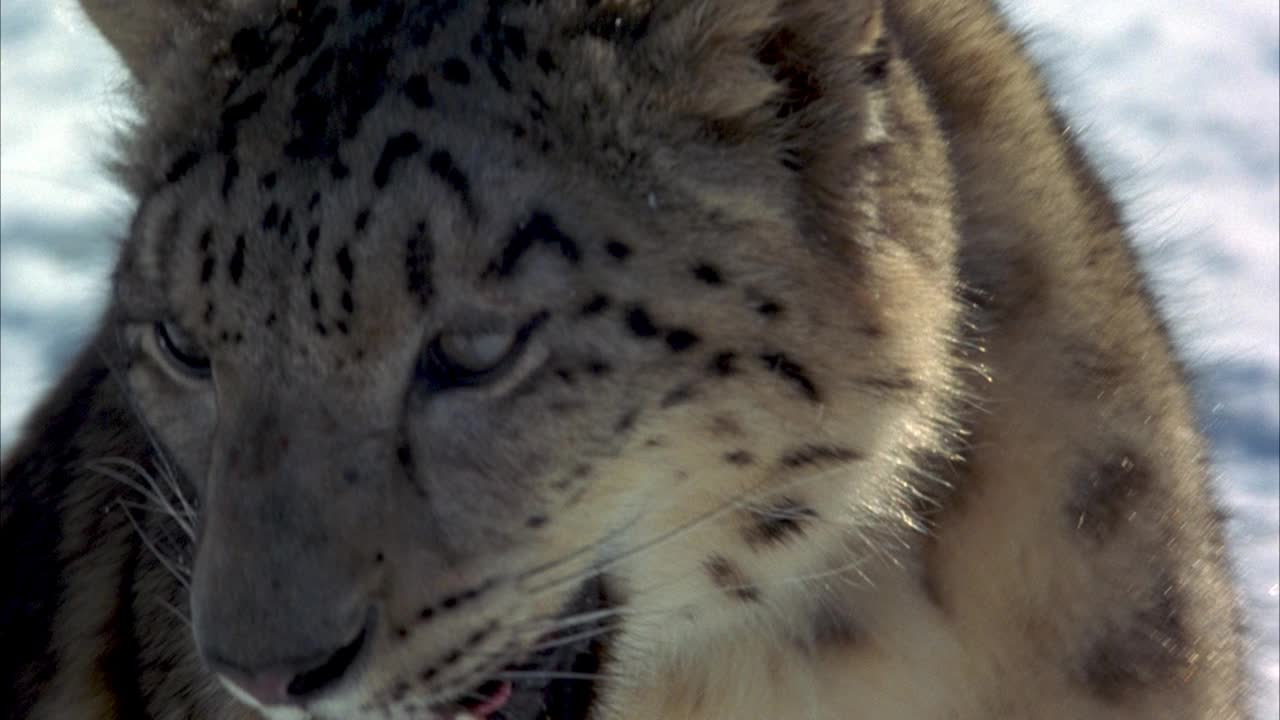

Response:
(152, 321), (211, 380)
(415, 312), (548, 392)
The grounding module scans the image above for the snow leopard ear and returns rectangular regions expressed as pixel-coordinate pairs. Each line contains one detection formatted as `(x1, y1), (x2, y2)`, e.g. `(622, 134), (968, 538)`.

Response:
(585, 0), (892, 238)
(626, 0), (885, 137)
(79, 0), (231, 83)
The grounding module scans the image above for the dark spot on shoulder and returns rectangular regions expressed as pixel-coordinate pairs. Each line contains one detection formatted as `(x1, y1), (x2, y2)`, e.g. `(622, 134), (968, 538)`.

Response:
(860, 37), (891, 84)
(856, 374), (917, 395)
(809, 606), (861, 651)
(759, 353), (820, 402)
(1079, 576), (1188, 702)
(724, 450), (755, 466)
(704, 555), (760, 603)
(778, 444), (862, 469)
(742, 497), (818, 549)
(709, 415), (742, 438)
(1067, 448), (1155, 543)
(613, 409), (638, 434)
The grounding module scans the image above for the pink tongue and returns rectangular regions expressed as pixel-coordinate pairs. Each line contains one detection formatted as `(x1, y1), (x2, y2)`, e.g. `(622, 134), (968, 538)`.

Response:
(469, 681), (513, 718)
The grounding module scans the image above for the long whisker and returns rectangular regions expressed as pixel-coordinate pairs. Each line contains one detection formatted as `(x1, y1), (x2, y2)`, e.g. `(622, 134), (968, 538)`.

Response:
(87, 459), (196, 540)
(115, 499), (192, 589)
(98, 335), (191, 515)
(522, 458), (870, 598)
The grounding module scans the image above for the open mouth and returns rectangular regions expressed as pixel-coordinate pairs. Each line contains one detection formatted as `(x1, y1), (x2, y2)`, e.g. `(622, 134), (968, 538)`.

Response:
(451, 577), (615, 720)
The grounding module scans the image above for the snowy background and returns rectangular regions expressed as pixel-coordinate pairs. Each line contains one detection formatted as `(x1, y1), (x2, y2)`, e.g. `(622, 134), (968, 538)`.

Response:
(1, 0), (1275, 715)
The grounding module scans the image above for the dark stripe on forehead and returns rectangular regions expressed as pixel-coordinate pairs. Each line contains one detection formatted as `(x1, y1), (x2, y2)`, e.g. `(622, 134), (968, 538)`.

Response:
(484, 211), (581, 278)
(406, 221), (434, 307)
(427, 150), (476, 217)
(373, 132), (423, 189)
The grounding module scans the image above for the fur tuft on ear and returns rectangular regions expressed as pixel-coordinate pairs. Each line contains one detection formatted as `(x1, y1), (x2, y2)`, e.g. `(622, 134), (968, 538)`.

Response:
(79, 0), (231, 83)
(594, 0), (897, 246)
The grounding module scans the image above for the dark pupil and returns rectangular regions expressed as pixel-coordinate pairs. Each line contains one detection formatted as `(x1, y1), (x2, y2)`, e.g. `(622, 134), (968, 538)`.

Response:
(416, 337), (497, 391)
(415, 311), (549, 392)
(156, 322), (210, 374)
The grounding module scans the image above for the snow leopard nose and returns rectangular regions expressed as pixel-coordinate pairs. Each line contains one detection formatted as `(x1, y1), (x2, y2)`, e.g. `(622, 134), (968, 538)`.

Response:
(209, 620), (370, 708)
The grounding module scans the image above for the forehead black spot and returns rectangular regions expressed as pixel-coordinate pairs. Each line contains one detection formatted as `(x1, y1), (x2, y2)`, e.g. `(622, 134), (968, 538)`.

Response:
(484, 211), (580, 278)
(536, 48), (556, 73)
(756, 299), (783, 317)
(705, 555), (760, 603)
(604, 240), (631, 261)
(427, 150), (474, 215)
(335, 245), (354, 282)
(373, 131), (422, 189)
(625, 306), (658, 338)
(441, 56), (471, 84)
(229, 25), (274, 72)
(404, 74), (434, 108)
(261, 203), (280, 230)
(274, 5), (338, 79)
(405, 223), (434, 307)
(580, 294), (610, 316)
(692, 263), (724, 286)
(221, 156), (240, 198)
(165, 150), (202, 184)
(228, 234), (246, 285)
(664, 329), (700, 352)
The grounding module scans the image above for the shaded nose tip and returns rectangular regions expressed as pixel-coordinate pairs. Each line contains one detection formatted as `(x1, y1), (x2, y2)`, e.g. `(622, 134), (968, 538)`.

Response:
(214, 623), (369, 707)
